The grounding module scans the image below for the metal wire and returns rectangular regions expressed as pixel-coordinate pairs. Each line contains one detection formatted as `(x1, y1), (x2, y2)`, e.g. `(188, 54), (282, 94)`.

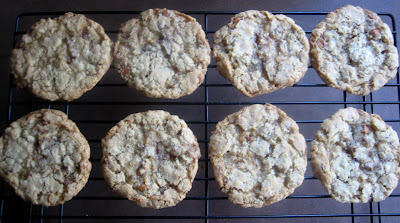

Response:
(2, 10), (400, 222)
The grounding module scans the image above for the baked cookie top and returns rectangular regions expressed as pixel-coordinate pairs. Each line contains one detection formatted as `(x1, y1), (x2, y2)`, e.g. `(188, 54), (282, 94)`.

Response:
(209, 104), (307, 208)
(213, 10), (309, 97)
(10, 12), (113, 101)
(311, 107), (400, 203)
(0, 109), (91, 206)
(113, 9), (210, 99)
(101, 110), (201, 209)
(310, 5), (399, 96)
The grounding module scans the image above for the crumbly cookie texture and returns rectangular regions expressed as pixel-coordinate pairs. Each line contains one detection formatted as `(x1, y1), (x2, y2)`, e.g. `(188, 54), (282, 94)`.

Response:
(311, 107), (400, 203)
(10, 12), (113, 101)
(310, 5), (399, 96)
(209, 104), (307, 208)
(0, 109), (91, 206)
(113, 8), (210, 99)
(213, 10), (310, 97)
(101, 110), (201, 209)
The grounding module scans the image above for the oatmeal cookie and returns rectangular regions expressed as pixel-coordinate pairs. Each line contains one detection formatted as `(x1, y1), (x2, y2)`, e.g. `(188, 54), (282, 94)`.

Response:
(209, 104), (307, 208)
(113, 9), (210, 99)
(310, 5), (399, 95)
(213, 10), (310, 97)
(10, 12), (113, 101)
(311, 107), (400, 203)
(101, 110), (201, 209)
(0, 109), (91, 206)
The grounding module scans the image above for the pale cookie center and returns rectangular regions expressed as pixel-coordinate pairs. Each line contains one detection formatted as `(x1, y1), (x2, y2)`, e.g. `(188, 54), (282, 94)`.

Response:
(222, 123), (299, 200)
(222, 16), (306, 94)
(328, 122), (398, 202)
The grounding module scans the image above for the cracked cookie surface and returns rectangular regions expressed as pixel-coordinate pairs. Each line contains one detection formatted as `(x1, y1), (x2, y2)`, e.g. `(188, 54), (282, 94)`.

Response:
(311, 107), (400, 203)
(101, 110), (201, 209)
(310, 5), (399, 96)
(113, 8), (210, 99)
(209, 104), (307, 208)
(10, 12), (113, 101)
(0, 109), (91, 206)
(213, 10), (309, 97)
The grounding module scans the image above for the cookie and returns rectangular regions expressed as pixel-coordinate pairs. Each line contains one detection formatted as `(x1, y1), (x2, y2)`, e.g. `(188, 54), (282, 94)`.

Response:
(113, 9), (211, 99)
(311, 107), (400, 203)
(310, 5), (399, 96)
(0, 109), (91, 206)
(101, 110), (201, 209)
(209, 104), (307, 208)
(10, 12), (113, 101)
(213, 10), (309, 97)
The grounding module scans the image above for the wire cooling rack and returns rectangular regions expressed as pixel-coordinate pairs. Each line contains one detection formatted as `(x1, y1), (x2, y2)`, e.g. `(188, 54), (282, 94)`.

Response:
(1, 10), (400, 223)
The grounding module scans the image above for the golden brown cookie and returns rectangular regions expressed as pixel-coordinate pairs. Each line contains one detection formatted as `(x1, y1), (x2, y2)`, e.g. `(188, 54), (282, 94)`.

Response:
(213, 10), (309, 97)
(311, 107), (400, 203)
(310, 5), (399, 95)
(209, 104), (307, 207)
(101, 110), (201, 209)
(10, 12), (113, 101)
(0, 109), (91, 206)
(113, 9), (210, 99)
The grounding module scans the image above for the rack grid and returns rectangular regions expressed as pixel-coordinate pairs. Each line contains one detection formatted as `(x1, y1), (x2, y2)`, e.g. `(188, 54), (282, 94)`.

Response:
(1, 10), (400, 223)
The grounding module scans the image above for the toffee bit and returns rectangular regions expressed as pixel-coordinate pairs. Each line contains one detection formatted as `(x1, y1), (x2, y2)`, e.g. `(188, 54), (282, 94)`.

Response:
(64, 178), (72, 185)
(245, 135), (253, 142)
(361, 162), (374, 171)
(345, 147), (358, 155)
(138, 183), (146, 191)
(41, 120), (50, 125)
(362, 125), (371, 134)
(26, 113), (35, 122)
(197, 74), (203, 84)
(80, 162), (91, 171)
(82, 27), (90, 39)
(177, 129), (183, 135)
(369, 29), (380, 38)
(255, 34), (261, 44)
(317, 37), (325, 49)
(123, 67), (130, 75)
